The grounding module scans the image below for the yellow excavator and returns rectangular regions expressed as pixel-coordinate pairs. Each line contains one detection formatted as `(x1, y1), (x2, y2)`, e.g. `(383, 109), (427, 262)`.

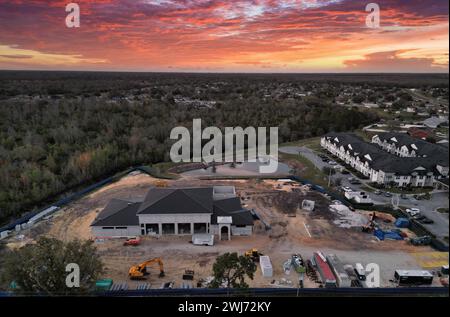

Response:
(129, 258), (165, 280)
(245, 248), (263, 262)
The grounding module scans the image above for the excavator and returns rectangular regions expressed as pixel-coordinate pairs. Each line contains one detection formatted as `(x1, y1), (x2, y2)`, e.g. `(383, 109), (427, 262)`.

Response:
(129, 258), (165, 280)
(245, 248), (263, 262)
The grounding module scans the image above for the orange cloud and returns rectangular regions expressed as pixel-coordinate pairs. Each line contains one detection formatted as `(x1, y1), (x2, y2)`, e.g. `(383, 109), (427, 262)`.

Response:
(344, 50), (448, 72)
(0, 0), (447, 72)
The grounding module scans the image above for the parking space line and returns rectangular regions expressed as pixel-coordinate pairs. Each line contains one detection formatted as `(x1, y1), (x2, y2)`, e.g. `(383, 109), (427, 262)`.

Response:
(303, 222), (312, 238)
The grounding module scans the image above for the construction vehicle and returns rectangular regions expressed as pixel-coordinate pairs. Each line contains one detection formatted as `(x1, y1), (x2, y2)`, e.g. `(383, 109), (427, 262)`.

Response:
(410, 235), (432, 246)
(129, 258), (165, 280)
(292, 254), (306, 273)
(245, 248), (263, 262)
(155, 180), (168, 188)
(182, 269), (195, 280)
(123, 237), (141, 246)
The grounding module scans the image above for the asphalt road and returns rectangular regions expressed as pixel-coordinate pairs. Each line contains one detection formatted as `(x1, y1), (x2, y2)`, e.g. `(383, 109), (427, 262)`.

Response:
(280, 146), (449, 238)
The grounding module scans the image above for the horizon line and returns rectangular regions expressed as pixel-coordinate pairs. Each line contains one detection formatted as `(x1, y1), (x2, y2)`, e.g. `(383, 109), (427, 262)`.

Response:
(0, 69), (449, 75)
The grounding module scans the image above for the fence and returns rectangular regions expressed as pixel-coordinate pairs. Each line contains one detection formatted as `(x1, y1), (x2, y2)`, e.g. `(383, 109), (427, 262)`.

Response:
(0, 166), (159, 233)
(0, 286), (447, 297)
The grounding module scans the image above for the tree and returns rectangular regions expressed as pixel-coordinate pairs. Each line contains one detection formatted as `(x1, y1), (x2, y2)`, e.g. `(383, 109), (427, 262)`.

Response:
(1, 237), (103, 295)
(210, 252), (256, 289)
(322, 166), (336, 176)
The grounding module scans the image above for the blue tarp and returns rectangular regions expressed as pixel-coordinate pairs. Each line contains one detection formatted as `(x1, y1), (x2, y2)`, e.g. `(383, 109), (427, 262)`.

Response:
(395, 217), (410, 228)
(374, 229), (404, 241)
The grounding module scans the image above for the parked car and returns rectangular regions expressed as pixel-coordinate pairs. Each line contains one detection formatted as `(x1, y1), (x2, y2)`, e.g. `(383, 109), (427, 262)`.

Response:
(419, 218), (434, 225)
(123, 237), (141, 246)
(400, 194), (408, 199)
(321, 158), (329, 162)
(328, 160), (337, 166)
(341, 186), (352, 193)
(374, 190), (383, 195)
(413, 215), (426, 221)
(383, 192), (393, 198)
(406, 208), (421, 216)
(350, 179), (361, 185)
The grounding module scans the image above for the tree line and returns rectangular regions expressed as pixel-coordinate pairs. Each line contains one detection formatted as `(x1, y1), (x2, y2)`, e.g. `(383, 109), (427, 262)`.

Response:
(0, 72), (380, 225)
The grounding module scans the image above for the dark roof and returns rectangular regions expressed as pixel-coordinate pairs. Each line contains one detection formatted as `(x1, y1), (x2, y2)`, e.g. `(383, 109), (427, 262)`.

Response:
(212, 197), (254, 226)
(375, 132), (448, 164)
(370, 156), (439, 175)
(324, 132), (448, 175)
(91, 199), (140, 227)
(324, 132), (389, 164)
(137, 187), (213, 214)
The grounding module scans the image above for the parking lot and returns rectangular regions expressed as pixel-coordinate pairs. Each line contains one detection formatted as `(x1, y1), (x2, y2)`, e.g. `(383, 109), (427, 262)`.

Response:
(279, 146), (449, 239)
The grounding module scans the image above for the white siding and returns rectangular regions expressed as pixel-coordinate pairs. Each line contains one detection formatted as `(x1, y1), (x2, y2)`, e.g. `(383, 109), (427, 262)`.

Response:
(210, 225), (253, 236)
(231, 226), (253, 236)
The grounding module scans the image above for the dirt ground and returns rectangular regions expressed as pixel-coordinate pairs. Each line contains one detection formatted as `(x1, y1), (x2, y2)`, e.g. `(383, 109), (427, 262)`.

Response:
(4, 172), (447, 289)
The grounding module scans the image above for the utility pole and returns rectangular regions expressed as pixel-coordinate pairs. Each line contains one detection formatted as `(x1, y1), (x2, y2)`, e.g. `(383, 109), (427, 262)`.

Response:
(327, 167), (333, 187)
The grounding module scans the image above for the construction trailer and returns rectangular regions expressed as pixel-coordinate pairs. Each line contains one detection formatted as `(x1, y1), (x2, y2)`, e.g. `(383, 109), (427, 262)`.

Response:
(192, 234), (214, 246)
(394, 270), (434, 286)
(259, 255), (273, 277)
(301, 200), (315, 212)
(326, 254), (351, 288)
(312, 252), (337, 288)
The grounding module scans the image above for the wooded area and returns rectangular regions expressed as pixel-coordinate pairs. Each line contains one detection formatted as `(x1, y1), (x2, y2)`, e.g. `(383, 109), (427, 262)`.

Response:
(0, 71), (422, 225)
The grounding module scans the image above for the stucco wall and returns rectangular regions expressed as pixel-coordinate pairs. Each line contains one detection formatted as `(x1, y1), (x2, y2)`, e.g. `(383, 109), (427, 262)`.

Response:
(92, 226), (141, 238)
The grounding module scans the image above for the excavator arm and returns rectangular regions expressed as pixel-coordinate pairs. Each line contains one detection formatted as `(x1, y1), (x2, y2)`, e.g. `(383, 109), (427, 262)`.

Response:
(129, 258), (165, 280)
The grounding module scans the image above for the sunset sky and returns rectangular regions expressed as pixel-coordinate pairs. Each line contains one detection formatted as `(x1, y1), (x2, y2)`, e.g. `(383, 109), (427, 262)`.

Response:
(0, 0), (448, 72)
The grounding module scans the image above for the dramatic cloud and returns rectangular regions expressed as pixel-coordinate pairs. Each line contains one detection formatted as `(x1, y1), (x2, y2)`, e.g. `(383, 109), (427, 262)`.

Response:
(0, 0), (448, 72)
(344, 50), (447, 73)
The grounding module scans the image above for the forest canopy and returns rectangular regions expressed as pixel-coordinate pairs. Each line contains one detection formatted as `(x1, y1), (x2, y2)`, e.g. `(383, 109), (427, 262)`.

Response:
(0, 71), (393, 225)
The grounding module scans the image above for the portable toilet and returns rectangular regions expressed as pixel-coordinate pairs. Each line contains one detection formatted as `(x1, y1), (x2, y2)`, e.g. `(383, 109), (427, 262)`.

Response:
(259, 256), (273, 277)
(95, 279), (113, 291)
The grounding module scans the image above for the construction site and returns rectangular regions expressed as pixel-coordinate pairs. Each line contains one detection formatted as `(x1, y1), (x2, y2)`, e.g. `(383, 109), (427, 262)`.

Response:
(1, 170), (449, 291)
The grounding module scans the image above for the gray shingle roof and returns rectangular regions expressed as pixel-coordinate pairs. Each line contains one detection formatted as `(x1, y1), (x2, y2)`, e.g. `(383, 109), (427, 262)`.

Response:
(376, 132), (448, 164)
(91, 187), (254, 228)
(324, 132), (449, 175)
(212, 197), (254, 226)
(91, 199), (140, 226)
(137, 187), (213, 214)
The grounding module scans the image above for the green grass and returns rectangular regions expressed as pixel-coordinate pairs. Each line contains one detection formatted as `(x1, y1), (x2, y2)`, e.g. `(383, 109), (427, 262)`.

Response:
(360, 185), (375, 193)
(147, 162), (181, 179)
(437, 208), (449, 214)
(379, 187), (434, 195)
(279, 152), (328, 187)
(280, 137), (323, 152)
